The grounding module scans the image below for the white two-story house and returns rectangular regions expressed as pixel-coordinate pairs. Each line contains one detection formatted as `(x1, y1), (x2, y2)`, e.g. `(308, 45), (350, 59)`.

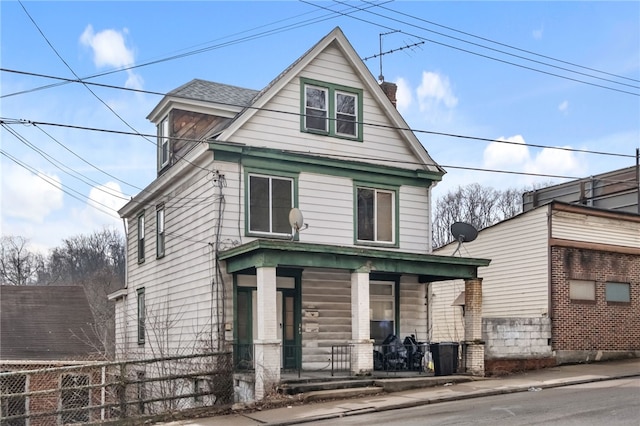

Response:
(111, 27), (489, 401)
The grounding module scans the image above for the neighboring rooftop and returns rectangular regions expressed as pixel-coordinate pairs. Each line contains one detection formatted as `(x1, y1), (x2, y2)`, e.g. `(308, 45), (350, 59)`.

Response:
(523, 166), (639, 214)
(0, 285), (101, 361)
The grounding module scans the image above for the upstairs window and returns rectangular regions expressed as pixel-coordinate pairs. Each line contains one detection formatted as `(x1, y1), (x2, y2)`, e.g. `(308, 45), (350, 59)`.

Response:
(304, 85), (328, 133)
(301, 78), (362, 140)
(248, 174), (294, 236)
(137, 212), (145, 263)
(158, 116), (170, 170)
(356, 186), (396, 245)
(156, 206), (165, 258)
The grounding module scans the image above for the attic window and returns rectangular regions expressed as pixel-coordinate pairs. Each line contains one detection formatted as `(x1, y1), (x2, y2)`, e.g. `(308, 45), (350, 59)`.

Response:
(301, 78), (362, 141)
(158, 116), (170, 170)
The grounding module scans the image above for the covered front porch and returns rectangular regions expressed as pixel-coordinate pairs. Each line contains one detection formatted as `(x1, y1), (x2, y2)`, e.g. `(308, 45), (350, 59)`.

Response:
(219, 240), (489, 400)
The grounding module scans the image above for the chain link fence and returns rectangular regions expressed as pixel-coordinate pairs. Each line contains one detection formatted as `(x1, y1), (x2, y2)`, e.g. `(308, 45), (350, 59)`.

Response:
(1, 351), (233, 425)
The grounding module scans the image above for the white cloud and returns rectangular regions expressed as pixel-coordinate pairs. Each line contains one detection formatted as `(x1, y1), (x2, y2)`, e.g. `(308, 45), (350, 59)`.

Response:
(1, 165), (63, 223)
(75, 182), (128, 229)
(558, 100), (569, 114)
(416, 71), (458, 110)
(80, 25), (142, 89)
(483, 134), (585, 184)
(483, 135), (530, 169)
(395, 77), (413, 113)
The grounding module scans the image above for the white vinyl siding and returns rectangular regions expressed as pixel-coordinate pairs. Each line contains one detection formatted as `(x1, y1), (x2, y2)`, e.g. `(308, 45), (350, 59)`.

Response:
(433, 206), (550, 319)
(552, 210), (640, 248)
(230, 45), (421, 170)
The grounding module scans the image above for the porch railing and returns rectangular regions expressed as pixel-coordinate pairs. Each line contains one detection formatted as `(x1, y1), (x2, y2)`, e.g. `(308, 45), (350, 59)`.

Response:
(231, 344), (352, 377)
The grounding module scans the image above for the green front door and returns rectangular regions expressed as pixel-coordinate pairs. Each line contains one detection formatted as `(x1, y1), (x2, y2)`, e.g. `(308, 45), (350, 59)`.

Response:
(280, 289), (298, 370)
(236, 287), (300, 370)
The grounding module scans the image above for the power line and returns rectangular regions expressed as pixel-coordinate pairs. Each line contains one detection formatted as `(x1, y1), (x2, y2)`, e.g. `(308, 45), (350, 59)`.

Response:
(366, 0), (640, 84)
(0, 149), (120, 218)
(2, 0), (392, 99)
(302, 0), (639, 96)
(2, 114), (634, 159)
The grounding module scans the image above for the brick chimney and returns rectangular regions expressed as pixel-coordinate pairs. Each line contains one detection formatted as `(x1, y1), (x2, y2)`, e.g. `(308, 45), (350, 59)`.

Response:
(380, 81), (397, 108)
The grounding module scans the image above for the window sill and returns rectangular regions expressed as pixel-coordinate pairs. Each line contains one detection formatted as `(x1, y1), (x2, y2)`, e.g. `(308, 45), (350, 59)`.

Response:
(355, 240), (399, 249)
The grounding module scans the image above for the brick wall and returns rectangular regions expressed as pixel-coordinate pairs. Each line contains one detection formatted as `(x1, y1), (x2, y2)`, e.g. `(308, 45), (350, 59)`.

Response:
(551, 246), (640, 355)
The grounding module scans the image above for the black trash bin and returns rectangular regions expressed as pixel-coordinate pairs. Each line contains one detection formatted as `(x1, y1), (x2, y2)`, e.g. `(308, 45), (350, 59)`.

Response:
(430, 342), (459, 376)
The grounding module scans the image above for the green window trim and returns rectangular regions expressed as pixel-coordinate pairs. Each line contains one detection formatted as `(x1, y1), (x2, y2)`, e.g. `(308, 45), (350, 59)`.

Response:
(353, 181), (399, 248)
(244, 167), (300, 239)
(300, 77), (363, 142)
(137, 288), (145, 345)
(137, 211), (145, 264)
(156, 205), (165, 259)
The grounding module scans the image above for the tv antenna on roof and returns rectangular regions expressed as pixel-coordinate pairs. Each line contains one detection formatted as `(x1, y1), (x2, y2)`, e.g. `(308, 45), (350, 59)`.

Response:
(361, 31), (425, 83)
(289, 208), (308, 240)
(450, 222), (478, 256)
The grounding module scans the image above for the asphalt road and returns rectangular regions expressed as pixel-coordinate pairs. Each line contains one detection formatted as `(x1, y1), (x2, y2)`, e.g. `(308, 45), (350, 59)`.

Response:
(306, 378), (640, 425)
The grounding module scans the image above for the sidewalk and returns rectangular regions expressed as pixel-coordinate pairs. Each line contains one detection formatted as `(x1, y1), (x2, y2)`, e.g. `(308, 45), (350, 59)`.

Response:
(165, 358), (640, 426)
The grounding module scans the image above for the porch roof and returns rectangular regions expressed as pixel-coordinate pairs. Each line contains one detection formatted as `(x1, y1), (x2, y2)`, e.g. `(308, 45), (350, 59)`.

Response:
(218, 240), (490, 281)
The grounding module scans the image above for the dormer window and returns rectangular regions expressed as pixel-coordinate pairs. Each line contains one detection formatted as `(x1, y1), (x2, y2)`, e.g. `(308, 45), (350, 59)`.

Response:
(301, 78), (362, 141)
(158, 116), (170, 170)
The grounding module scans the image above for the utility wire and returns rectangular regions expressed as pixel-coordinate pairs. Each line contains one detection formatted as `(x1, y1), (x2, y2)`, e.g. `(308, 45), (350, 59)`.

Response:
(3, 124), (131, 201)
(2, 115), (634, 159)
(365, 0), (640, 83)
(2, 0), (391, 99)
(303, 0), (639, 96)
(0, 149), (120, 218)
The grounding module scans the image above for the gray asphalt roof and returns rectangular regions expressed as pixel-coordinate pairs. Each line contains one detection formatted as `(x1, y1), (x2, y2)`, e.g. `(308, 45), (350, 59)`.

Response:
(0, 285), (102, 361)
(169, 79), (259, 107)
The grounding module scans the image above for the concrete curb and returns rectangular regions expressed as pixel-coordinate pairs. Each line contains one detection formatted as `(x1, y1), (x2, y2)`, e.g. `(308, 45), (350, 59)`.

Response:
(264, 373), (640, 426)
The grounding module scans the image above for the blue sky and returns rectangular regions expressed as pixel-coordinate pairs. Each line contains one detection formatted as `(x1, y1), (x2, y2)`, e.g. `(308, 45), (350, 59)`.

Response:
(1, 1), (639, 253)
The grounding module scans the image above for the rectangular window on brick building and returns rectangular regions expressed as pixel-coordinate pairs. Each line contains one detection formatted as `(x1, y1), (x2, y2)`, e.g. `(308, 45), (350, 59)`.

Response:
(569, 280), (595, 301)
(605, 282), (630, 303)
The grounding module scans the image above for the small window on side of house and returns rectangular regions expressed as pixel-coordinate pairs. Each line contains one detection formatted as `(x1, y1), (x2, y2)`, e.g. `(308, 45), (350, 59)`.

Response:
(137, 288), (145, 345)
(606, 282), (630, 303)
(137, 212), (145, 263)
(156, 206), (165, 258)
(569, 280), (595, 302)
(158, 116), (170, 170)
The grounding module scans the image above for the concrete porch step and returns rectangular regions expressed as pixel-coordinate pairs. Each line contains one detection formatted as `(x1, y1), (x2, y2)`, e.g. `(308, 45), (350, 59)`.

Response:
(279, 378), (377, 395)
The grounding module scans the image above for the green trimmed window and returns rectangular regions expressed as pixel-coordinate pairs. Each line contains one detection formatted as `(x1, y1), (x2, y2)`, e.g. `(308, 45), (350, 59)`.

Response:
(301, 78), (362, 140)
(156, 206), (165, 258)
(137, 288), (145, 345)
(137, 212), (145, 263)
(356, 186), (396, 245)
(158, 116), (170, 170)
(248, 174), (294, 236)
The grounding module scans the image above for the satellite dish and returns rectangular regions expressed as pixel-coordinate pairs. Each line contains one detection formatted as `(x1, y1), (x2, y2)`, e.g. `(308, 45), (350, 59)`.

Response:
(450, 222), (478, 256)
(289, 208), (304, 231)
(288, 208), (308, 240)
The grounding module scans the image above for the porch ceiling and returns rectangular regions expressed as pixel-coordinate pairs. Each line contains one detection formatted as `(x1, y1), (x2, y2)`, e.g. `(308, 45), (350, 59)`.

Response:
(218, 240), (490, 281)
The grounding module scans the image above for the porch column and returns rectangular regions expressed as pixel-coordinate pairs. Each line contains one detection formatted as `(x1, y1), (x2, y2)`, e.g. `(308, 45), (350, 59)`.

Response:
(254, 266), (281, 399)
(350, 269), (373, 375)
(464, 277), (484, 376)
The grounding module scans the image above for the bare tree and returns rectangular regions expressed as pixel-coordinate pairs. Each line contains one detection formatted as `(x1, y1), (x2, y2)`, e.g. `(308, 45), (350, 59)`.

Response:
(0, 235), (45, 285)
(432, 184), (524, 249)
(46, 228), (126, 358)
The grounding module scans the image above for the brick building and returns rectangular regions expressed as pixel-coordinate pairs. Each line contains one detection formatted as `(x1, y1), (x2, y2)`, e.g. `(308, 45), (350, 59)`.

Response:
(432, 201), (640, 375)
